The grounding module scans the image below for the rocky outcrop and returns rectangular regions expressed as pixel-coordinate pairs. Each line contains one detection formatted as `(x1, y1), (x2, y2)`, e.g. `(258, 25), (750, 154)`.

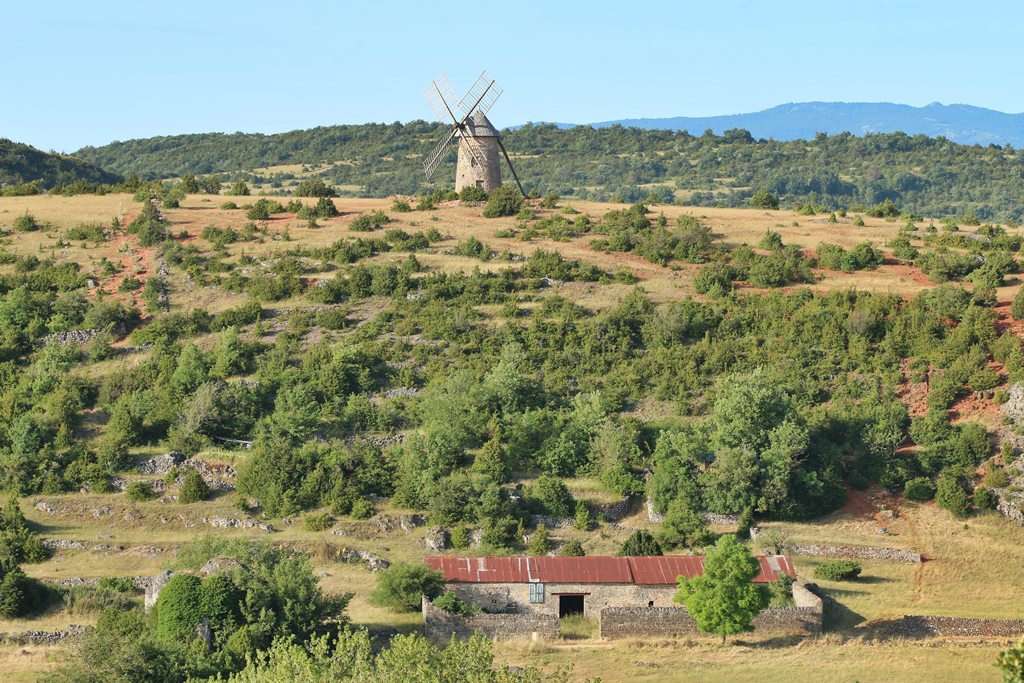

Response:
(338, 548), (390, 571)
(424, 527), (449, 552)
(370, 513), (425, 534)
(202, 516), (273, 532)
(0, 625), (86, 644)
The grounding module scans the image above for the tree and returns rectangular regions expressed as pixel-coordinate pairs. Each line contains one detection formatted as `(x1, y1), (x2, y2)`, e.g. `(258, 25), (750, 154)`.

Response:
(936, 471), (971, 518)
(314, 196), (339, 218)
(560, 538), (585, 556)
(618, 529), (662, 556)
(230, 181), (250, 196)
(482, 186), (523, 218)
(1013, 287), (1024, 321)
(573, 501), (593, 531)
(293, 178), (337, 197)
(526, 525), (550, 556)
(658, 497), (713, 549)
(674, 535), (769, 641)
(179, 469), (210, 504)
(749, 189), (779, 210)
(179, 172), (199, 194)
(156, 573), (203, 640)
(369, 562), (445, 612)
(199, 174), (222, 194)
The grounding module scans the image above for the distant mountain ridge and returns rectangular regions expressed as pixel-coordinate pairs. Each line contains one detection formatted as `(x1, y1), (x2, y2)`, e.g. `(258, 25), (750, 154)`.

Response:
(0, 138), (122, 189)
(580, 102), (1024, 146)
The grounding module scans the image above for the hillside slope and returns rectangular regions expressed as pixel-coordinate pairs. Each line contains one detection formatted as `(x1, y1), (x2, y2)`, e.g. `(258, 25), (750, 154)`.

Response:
(73, 124), (1024, 220)
(0, 138), (121, 189)
(588, 102), (1024, 146)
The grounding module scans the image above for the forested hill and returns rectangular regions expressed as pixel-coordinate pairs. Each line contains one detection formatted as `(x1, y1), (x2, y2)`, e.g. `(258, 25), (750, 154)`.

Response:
(74, 123), (1024, 221)
(589, 102), (1024, 147)
(0, 138), (122, 189)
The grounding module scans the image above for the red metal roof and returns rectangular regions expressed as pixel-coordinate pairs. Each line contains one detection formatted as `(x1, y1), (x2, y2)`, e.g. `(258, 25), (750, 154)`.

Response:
(425, 555), (795, 585)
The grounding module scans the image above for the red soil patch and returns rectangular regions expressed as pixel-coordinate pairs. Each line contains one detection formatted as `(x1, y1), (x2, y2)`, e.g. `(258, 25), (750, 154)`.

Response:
(894, 358), (930, 417)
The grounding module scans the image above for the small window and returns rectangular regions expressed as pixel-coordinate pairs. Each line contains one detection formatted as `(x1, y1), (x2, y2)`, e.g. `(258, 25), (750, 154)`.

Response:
(529, 582), (545, 604)
(648, 600), (654, 608)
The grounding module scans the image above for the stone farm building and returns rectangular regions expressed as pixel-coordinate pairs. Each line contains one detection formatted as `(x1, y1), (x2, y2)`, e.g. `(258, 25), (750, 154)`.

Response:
(425, 554), (796, 618)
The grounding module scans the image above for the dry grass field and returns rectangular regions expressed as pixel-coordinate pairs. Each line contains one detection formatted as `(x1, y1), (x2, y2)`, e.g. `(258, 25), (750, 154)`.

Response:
(0, 191), (1022, 681)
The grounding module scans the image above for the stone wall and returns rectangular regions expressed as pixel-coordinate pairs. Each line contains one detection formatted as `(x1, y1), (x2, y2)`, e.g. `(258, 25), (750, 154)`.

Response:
(422, 597), (558, 646)
(787, 542), (922, 563)
(445, 582), (679, 618)
(881, 615), (1024, 638)
(599, 582), (823, 639)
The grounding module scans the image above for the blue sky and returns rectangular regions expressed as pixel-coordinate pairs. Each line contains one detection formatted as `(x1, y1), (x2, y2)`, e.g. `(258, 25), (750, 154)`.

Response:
(4, 0), (1022, 151)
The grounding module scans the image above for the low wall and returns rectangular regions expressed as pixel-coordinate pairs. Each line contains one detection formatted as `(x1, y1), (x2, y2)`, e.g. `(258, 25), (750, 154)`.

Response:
(599, 582), (823, 639)
(787, 542), (921, 563)
(882, 615), (1024, 638)
(422, 598), (559, 646)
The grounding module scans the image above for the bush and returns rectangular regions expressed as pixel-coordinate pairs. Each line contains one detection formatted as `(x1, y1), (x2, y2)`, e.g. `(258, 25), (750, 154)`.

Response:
(350, 498), (373, 519)
(482, 186), (524, 218)
(369, 562), (444, 612)
(618, 529), (662, 556)
(13, 213), (41, 231)
(230, 181), (250, 196)
(391, 199), (412, 212)
(125, 481), (155, 502)
(314, 196), (339, 218)
(749, 190), (779, 210)
(303, 512), (334, 532)
(350, 210), (389, 232)
(560, 538), (585, 556)
(293, 178), (337, 197)
(432, 589), (479, 615)
(814, 559), (862, 581)
(974, 487), (999, 511)
(903, 477), (935, 502)
(459, 186), (488, 202)
(936, 472), (971, 518)
(155, 573), (203, 640)
(220, 201), (238, 210)
(985, 467), (1011, 489)
(178, 469), (210, 504)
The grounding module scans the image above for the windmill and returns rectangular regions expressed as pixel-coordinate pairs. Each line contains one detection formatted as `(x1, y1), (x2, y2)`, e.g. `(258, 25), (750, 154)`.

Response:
(423, 72), (525, 196)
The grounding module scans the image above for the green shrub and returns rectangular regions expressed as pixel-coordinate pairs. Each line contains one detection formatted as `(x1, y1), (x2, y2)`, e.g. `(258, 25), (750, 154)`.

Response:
(178, 470), (210, 504)
(96, 576), (136, 593)
(618, 529), (662, 556)
(230, 181), (250, 196)
(293, 178), (336, 197)
(482, 186), (524, 218)
(350, 210), (389, 232)
(391, 199), (412, 212)
(974, 487), (999, 511)
(432, 590), (479, 615)
(459, 186), (488, 202)
(369, 562), (444, 612)
(303, 512), (334, 532)
(314, 197), (339, 218)
(936, 472), (971, 518)
(13, 213), (41, 231)
(155, 573), (203, 640)
(904, 477), (936, 502)
(560, 538), (585, 556)
(125, 481), (156, 501)
(814, 560), (862, 581)
(64, 585), (135, 615)
(350, 498), (373, 519)
(749, 189), (779, 210)
(985, 467), (1011, 489)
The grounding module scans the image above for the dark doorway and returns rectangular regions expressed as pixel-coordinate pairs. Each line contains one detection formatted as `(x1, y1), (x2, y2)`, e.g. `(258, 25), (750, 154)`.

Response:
(558, 594), (585, 617)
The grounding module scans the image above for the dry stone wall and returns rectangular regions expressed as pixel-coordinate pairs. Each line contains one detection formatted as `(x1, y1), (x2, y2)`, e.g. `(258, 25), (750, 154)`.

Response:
(786, 542), (921, 563)
(881, 615), (1024, 638)
(600, 582), (823, 639)
(422, 598), (558, 646)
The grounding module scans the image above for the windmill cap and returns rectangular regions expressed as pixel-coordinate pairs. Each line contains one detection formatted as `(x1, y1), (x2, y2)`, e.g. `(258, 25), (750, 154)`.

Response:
(462, 111), (499, 137)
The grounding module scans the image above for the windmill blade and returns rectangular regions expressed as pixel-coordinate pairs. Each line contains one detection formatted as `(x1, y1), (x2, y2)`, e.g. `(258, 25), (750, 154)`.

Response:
(423, 125), (460, 180)
(457, 71), (503, 117)
(495, 134), (527, 197)
(423, 74), (459, 123)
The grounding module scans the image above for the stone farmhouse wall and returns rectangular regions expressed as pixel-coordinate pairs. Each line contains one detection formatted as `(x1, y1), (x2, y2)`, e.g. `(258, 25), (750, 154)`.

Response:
(422, 597), (558, 646)
(444, 581), (679, 618)
(599, 582), (823, 639)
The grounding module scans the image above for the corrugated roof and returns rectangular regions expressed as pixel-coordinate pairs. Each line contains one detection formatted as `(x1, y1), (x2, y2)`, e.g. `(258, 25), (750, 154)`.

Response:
(425, 555), (795, 585)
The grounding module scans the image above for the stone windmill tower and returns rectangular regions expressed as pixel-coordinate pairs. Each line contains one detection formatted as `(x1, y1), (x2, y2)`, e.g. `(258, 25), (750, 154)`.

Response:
(423, 72), (525, 195)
